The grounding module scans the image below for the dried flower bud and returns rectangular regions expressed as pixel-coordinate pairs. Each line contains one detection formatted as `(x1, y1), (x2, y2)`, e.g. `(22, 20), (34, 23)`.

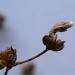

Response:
(43, 21), (73, 51)
(50, 21), (73, 34)
(43, 33), (65, 51)
(0, 46), (17, 70)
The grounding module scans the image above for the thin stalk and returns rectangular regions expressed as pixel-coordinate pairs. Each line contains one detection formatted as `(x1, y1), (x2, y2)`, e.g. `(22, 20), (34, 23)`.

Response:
(14, 48), (48, 66)
(4, 68), (9, 75)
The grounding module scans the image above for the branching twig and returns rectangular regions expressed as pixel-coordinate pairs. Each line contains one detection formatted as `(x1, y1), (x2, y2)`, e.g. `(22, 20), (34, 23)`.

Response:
(3, 48), (48, 75)
(14, 48), (48, 66)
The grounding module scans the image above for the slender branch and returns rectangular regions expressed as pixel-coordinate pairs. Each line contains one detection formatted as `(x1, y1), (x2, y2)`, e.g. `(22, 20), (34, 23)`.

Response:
(4, 68), (9, 75)
(14, 48), (48, 66)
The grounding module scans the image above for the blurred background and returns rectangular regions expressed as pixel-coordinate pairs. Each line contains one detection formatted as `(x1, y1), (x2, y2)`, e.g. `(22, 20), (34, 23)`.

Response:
(0, 0), (75, 75)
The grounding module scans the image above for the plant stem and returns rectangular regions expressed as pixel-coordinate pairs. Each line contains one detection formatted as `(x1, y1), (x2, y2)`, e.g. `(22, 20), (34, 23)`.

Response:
(4, 68), (9, 75)
(14, 48), (48, 66)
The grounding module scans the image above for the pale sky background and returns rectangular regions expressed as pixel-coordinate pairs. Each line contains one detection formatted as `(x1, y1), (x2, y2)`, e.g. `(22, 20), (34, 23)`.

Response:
(0, 0), (75, 75)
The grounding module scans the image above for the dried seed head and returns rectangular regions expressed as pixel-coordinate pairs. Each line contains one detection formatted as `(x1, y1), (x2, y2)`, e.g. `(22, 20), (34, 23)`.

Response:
(51, 39), (65, 51)
(43, 21), (73, 51)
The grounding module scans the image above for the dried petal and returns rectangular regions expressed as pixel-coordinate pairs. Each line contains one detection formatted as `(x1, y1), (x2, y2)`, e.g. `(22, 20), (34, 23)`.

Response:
(52, 44), (64, 51)
(49, 33), (57, 43)
(50, 21), (73, 34)
(51, 40), (65, 51)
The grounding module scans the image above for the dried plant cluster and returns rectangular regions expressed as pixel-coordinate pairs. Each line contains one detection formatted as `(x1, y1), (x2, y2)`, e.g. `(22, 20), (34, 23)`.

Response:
(0, 14), (73, 75)
(43, 21), (73, 51)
